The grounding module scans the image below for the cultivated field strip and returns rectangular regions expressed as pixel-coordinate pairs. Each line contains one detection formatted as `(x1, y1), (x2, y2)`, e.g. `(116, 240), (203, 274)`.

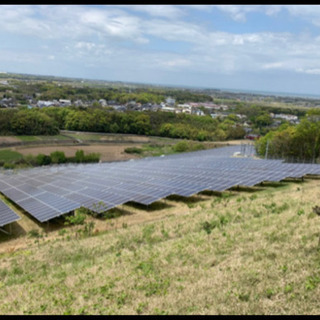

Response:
(1, 145), (320, 224)
(0, 198), (20, 227)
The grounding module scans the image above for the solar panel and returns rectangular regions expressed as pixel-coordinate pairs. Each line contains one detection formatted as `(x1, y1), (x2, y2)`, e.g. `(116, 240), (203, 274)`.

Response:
(1, 144), (320, 222)
(0, 198), (20, 227)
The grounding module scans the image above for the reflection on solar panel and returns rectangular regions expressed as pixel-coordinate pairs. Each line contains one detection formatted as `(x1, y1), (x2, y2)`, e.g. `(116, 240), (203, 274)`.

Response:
(1, 145), (320, 223)
(0, 199), (20, 227)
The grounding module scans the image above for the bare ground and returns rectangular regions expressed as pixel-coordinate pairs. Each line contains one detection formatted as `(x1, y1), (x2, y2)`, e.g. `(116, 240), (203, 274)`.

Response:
(13, 144), (143, 162)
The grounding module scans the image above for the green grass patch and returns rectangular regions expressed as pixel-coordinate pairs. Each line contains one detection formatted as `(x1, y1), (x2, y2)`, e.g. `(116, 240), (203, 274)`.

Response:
(16, 136), (39, 142)
(0, 149), (23, 162)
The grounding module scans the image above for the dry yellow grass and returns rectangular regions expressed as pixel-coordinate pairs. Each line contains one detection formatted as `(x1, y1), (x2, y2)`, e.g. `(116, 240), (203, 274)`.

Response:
(0, 179), (320, 315)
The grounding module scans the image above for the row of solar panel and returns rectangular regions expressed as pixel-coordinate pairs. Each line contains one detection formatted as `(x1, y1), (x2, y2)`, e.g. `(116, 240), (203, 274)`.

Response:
(0, 199), (20, 227)
(1, 145), (320, 225)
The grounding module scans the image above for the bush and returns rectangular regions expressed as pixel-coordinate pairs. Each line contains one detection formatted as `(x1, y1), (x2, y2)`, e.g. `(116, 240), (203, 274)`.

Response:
(173, 141), (189, 152)
(50, 151), (67, 164)
(190, 143), (205, 151)
(74, 150), (100, 163)
(124, 147), (143, 154)
(36, 154), (52, 166)
(75, 150), (85, 163)
(24, 154), (38, 166)
(64, 211), (86, 226)
(83, 152), (100, 163)
(3, 162), (15, 169)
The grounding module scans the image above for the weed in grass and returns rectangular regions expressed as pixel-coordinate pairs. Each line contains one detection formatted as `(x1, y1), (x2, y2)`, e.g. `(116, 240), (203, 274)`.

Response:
(236, 197), (245, 203)
(140, 277), (171, 297)
(136, 261), (155, 276)
(305, 275), (320, 291)
(161, 224), (169, 240)
(237, 292), (250, 302)
(142, 224), (156, 244)
(200, 203), (206, 210)
(249, 194), (258, 201)
(153, 308), (169, 315)
(27, 229), (42, 239)
(58, 229), (67, 236)
(117, 292), (129, 307)
(265, 288), (276, 299)
(136, 302), (148, 314)
(297, 209), (305, 216)
(252, 209), (262, 218)
(201, 220), (217, 235)
(284, 284), (294, 294)
(308, 211), (318, 219)
(263, 202), (289, 214)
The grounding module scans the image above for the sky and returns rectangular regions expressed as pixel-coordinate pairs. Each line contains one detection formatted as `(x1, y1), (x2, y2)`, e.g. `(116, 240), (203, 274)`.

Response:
(3, 4), (320, 96)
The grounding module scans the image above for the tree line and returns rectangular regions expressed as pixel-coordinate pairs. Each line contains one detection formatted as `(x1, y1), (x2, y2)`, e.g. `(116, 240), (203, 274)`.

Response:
(255, 109), (320, 162)
(0, 107), (246, 141)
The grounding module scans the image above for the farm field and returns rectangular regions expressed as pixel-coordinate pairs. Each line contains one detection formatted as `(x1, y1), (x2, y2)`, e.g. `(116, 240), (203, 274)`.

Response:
(13, 144), (143, 162)
(0, 178), (320, 315)
(0, 132), (250, 163)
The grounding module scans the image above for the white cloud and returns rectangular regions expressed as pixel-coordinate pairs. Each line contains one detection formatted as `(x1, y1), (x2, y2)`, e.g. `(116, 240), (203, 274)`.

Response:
(285, 5), (320, 27)
(129, 5), (184, 19)
(2, 4), (320, 92)
(160, 58), (191, 68)
(215, 5), (283, 22)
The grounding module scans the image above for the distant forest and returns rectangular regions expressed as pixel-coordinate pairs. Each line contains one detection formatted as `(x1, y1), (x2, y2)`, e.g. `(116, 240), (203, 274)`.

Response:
(0, 107), (246, 141)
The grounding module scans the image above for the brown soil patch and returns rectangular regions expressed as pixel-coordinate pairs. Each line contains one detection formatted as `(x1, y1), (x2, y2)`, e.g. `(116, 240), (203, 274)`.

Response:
(99, 135), (150, 142)
(15, 144), (143, 162)
(0, 136), (20, 144)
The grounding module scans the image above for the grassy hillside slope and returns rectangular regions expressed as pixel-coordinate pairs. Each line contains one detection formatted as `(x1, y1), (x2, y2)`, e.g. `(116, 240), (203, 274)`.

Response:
(0, 180), (320, 315)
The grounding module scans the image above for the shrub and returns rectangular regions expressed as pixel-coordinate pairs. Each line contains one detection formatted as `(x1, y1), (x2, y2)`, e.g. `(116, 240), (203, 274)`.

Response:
(3, 162), (15, 169)
(24, 154), (38, 166)
(36, 154), (52, 166)
(173, 141), (189, 152)
(190, 143), (205, 151)
(50, 151), (67, 164)
(124, 147), (143, 154)
(83, 152), (100, 163)
(64, 212), (86, 226)
(74, 150), (100, 163)
(75, 150), (85, 163)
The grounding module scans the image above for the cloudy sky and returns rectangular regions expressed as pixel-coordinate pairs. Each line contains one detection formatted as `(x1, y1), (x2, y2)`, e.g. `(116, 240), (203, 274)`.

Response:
(2, 5), (320, 95)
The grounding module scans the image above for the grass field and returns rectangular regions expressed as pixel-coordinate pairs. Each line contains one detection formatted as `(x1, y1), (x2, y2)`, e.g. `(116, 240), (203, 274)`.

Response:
(0, 179), (319, 315)
(0, 149), (23, 162)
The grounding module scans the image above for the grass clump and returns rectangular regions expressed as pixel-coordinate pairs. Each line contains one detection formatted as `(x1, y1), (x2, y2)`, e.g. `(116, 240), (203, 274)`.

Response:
(124, 147), (143, 154)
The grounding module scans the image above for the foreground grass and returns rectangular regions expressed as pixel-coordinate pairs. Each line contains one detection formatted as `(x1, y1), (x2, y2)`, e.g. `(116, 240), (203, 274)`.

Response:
(0, 181), (320, 315)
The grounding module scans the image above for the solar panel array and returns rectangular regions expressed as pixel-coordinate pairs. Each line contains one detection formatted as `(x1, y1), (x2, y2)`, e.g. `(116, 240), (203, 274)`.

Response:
(0, 198), (20, 227)
(1, 145), (320, 224)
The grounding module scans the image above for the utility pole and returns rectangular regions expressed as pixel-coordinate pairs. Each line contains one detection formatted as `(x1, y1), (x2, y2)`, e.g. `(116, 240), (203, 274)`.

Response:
(265, 140), (269, 160)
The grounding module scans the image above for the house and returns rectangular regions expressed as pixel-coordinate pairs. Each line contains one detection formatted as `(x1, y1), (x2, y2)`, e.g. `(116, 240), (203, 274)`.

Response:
(99, 99), (107, 106)
(59, 99), (72, 107)
(0, 98), (15, 108)
(74, 99), (85, 107)
(161, 106), (176, 112)
(194, 109), (205, 116)
(166, 97), (175, 106)
(37, 100), (55, 108)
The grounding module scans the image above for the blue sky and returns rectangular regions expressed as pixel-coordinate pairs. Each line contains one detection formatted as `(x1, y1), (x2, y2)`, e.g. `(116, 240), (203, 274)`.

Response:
(2, 5), (320, 95)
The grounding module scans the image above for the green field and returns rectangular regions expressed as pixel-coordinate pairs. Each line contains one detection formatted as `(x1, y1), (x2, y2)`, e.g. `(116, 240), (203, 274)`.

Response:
(0, 179), (320, 315)
(17, 135), (73, 142)
(0, 149), (23, 162)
